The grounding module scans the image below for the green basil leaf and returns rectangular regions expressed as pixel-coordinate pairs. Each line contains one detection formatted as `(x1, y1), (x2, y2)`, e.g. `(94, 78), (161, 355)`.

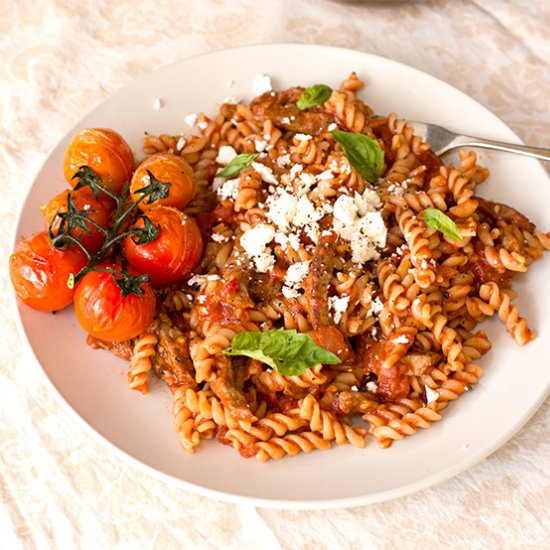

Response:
(423, 208), (463, 241)
(224, 329), (341, 376)
(297, 84), (333, 110)
(217, 153), (259, 178)
(331, 130), (385, 183)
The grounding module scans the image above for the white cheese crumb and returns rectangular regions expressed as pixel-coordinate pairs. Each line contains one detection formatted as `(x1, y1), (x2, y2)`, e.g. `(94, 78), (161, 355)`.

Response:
(226, 79), (234, 88)
(369, 297), (384, 316)
(281, 117), (291, 125)
(366, 381), (378, 393)
(267, 190), (297, 232)
(214, 177), (239, 200)
(153, 97), (162, 110)
(316, 170), (335, 181)
(222, 96), (240, 105)
(328, 122), (337, 131)
(350, 385), (359, 392)
(391, 334), (410, 345)
(187, 275), (206, 286)
(294, 133), (313, 141)
(240, 223), (276, 273)
(328, 295), (350, 324)
(277, 154), (291, 168)
(254, 139), (268, 153)
(211, 233), (229, 243)
(216, 145), (238, 165)
(282, 286), (299, 299)
(197, 121), (208, 131)
(251, 161), (278, 184)
(184, 113), (198, 126)
(176, 136), (186, 151)
(284, 261), (310, 288)
(425, 385), (439, 404)
(252, 73), (272, 96)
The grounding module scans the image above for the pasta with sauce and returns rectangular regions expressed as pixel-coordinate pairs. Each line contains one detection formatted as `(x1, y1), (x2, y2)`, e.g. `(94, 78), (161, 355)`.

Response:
(90, 73), (550, 461)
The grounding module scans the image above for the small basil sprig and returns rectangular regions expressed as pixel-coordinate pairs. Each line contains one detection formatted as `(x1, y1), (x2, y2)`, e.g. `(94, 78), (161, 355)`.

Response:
(423, 208), (463, 241)
(217, 153), (258, 178)
(224, 329), (341, 376)
(331, 130), (385, 183)
(297, 84), (333, 110)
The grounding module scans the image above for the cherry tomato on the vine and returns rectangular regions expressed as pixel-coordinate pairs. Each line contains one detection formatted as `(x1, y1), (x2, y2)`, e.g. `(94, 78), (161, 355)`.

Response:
(74, 265), (156, 342)
(130, 153), (195, 211)
(123, 205), (203, 287)
(64, 128), (134, 194)
(41, 186), (113, 254)
(9, 231), (87, 312)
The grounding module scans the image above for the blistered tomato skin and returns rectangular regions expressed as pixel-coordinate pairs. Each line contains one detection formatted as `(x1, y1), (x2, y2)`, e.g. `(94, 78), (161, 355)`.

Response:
(130, 153), (195, 211)
(74, 266), (156, 342)
(41, 187), (113, 254)
(9, 232), (87, 312)
(63, 128), (134, 194)
(124, 205), (203, 287)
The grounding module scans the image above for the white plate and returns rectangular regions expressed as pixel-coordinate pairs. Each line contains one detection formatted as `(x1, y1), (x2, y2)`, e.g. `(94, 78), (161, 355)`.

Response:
(13, 44), (550, 509)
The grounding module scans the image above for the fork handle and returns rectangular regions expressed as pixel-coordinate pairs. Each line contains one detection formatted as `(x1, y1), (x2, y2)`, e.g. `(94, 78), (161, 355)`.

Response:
(448, 135), (550, 162)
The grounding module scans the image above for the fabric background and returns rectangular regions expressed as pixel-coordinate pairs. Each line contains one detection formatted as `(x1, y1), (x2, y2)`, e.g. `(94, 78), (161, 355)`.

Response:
(1, 1), (549, 548)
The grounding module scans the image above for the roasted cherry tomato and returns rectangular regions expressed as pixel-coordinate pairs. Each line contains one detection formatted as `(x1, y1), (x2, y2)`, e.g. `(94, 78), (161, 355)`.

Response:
(129, 153), (195, 211)
(64, 128), (134, 194)
(123, 205), (203, 287)
(9, 231), (87, 312)
(41, 187), (112, 254)
(74, 265), (156, 342)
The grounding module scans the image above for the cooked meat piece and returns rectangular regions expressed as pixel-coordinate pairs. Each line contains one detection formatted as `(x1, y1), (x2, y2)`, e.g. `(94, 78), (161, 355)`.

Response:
(87, 336), (132, 360)
(303, 233), (338, 328)
(308, 326), (355, 363)
(468, 243), (513, 287)
(399, 352), (441, 376)
(249, 88), (335, 136)
(210, 355), (255, 422)
(477, 197), (535, 232)
(156, 323), (196, 390)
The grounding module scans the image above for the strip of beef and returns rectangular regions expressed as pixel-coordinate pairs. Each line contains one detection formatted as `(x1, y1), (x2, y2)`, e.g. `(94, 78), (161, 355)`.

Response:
(87, 336), (132, 361)
(249, 88), (335, 136)
(468, 241), (513, 287)
(477, 197), (535, 233)
(210, 355), (256, 422)
(303, 232), (338, 328)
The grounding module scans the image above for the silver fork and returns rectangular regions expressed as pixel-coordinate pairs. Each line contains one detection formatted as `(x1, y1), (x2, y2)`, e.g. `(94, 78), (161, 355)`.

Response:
(408, 121), (550, 162)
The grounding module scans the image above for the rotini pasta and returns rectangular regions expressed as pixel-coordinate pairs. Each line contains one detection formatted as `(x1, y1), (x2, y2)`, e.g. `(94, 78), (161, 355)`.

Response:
(87, 73), (549, 459)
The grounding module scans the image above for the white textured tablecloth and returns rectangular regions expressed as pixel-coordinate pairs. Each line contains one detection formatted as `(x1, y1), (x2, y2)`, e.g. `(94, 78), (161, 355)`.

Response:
(1, 1), (549, 548)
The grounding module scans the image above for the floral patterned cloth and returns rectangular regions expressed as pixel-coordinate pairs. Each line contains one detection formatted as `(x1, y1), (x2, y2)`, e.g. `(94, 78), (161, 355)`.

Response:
(1, 1), (549, 548)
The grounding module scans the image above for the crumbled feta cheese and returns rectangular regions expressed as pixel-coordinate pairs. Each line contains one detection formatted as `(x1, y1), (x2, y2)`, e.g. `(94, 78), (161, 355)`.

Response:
(294, 133), (312, 141)
(316, 170), (334, 181)
(216, 145), (238, 165)
(214, 177), (239, 200)
(285, 261), (310, 287)
(328, 295), (350, 324)
(366, 381), (378, 393)
(184, 113), (198, 126)
(332, 189), (387, 264)
(197, 121), (208, 131)
(176, 136), (186, 151)
(369, 297), (384, 315)
(282, 286), (299, 299)
(211, 233), (229, 243)
(187, 275), (206, 286)
(277, 154), (291, 168)
(350, 385), (359, 392)
(252, 73), (272, 96)
(288, 233), (300, 251)
(391, 334), (410, 345)
(328, 122), (337, 131)
(267, 189), (297, 231)
(153, 97), (162, 110)
(254, 139), (268, 153)
(251, 161), (278, 184)
(281, 117), (291, 125)
(425, 385), (439, 404)
(240, 223), (276, 273)
(222, 96), (240, 105)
